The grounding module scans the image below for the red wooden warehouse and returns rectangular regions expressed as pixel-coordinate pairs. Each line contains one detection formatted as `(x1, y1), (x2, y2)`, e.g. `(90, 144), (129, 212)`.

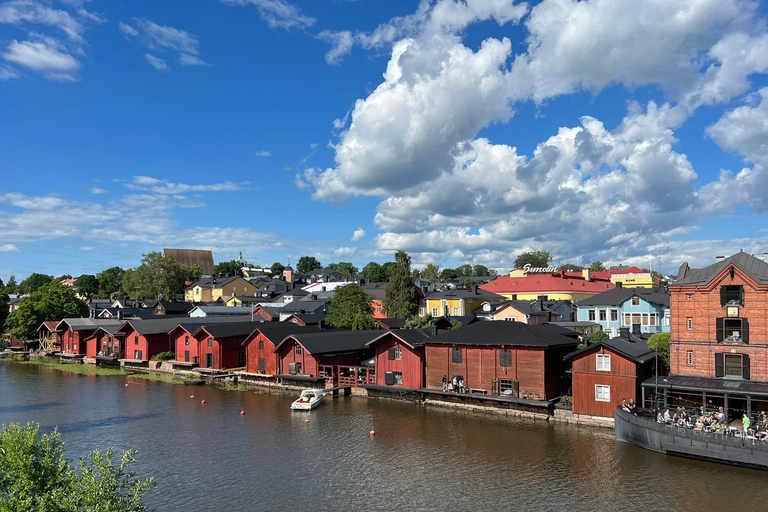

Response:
(193, 322), (258, 370)
(242, 323), (322, 375)
(169, 317), (249, 367)
(365, 329), (433, 389)
(57, 318), (123, 356)
(273, 330), (379, 379)
(567, 328), (656, 418)
(424, 322), (579, 400)
(117, 318), (183, 362)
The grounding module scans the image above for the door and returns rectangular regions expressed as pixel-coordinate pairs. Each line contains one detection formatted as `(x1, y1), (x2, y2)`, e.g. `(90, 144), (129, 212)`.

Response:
(206, 353), (214, 368)
(258, 357), (266, 373)
(184, 350), (190, 363)
(238, 352), (246, 367)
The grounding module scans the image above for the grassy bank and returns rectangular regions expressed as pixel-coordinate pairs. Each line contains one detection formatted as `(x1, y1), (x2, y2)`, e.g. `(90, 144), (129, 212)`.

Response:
(18, 357), (185, 384)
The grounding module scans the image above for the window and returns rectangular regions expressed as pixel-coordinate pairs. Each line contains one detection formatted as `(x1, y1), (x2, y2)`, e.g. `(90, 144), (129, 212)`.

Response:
(387, 347), (403, 360)
(432, 307), (439, 316)
(588, 310), (596, 321)
(134, 336), (139, 345)
(596, 354), (611, 371)
(499, 379), (516, 393)
(73, 343), (77, 351)
(687, 318), (693, 331)
(610, 310), (618, 322)
(244, 287), (248, 293)
(500, 350), (512, 367)
(419, 307), (426, 316)
(185, 336), (190, 346)
(134, 350), (143, 360)
(687, 294), (693, 300)
(295, 344), (302, 355)
(452, 307), (460, 316)
(725, 354), (743, 377)
(723, 318), (742, 341)
(631, 297), (640, 306)
(208, 338), (213, 348)
(686, 351), (693, 366)
(505, 317), (515, 322)
(649, 315), (657, 326)
(295, 362), (302, 374)
(599, 310), (607, 322)
(452, 348), (462, 364)
(376, 303), (382, 313)
(595, 385), (610, 402)
(233, 286), (237, 293)
(259, 340), (264, 350)
(721, 285), (743, 306)
(394, 372), (403, 385)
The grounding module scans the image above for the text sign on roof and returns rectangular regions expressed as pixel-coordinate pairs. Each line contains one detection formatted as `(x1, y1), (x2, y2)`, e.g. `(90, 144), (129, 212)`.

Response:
(522, 264), (558, 275)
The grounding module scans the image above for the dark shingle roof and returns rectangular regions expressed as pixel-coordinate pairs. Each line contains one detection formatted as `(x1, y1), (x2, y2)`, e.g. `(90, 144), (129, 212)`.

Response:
(56, 318), (124, 332)
(276, 330), (379, 355)
(377, 318), (407, 329)
(186, 276), (241, 290)
(360, 282), (388, 300)
(576, 288), (670, 307)
(674, 251), (768, 286)
(366, 329), (432, 348)
(279, 300), (328, 314)
(246, 323), (327, 344)
(155, 300), (194, 313)
(426, 321), (580, 348)
(194, 321), (262, 339)
(288, 313), (326, 325)
(442, 315), (479, 327)
(566, 334), (657, 364)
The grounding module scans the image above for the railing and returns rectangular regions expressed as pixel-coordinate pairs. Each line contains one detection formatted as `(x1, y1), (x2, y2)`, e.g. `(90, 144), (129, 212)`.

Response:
(318, 365), (336, 385)
(337, 366), (375, 387)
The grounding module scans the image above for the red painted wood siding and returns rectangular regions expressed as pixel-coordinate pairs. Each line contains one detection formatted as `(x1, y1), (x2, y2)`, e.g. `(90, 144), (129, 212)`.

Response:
(244, 332), (279, 375)
(373, 335), (424, 388)
(172, 329), (197, 364)
(122, 327), (171, 361)
(276, 340), (318, 377)
(62, 329), (89, 355)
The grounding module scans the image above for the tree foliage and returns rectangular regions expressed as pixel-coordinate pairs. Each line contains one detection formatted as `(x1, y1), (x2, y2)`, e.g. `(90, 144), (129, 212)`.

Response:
(179, 264), (203, 284)
(384, 251), (419, 319)
(588, 330), (610, 345)
(326, 284), (375, 330)
(472, 264), (496, 277)
(648, 332), (671, 369)
(404, 315), (436, 329)
(438, 268), (460, 281)
(3, 276), (18, 295)
(558, 263), (583, 272)
(214, 260), (243, 277)
(419, 263), (440, 281)
(96, 267), (125, 298)
(459, 277), (475, 289)
(380, 261), (396, 282)
(589, 261), (606, 272)
(362, 262), (386, 283)
(327, 262), (358, 279)
(0, 422), (156, 512)
(296, 256), (322, 275)
(122, 252), (187, 300)
(514, 251), (552, 269)
(75, 274), (99, 299)
(20, 273), (54, 295)
(450, 319), (463, 330)
(270, 261), (285, 278)
(6, 281), (88, 341)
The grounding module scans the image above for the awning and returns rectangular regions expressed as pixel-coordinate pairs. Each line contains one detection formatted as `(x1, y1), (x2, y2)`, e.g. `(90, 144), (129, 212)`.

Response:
(642, 375), (768, 398)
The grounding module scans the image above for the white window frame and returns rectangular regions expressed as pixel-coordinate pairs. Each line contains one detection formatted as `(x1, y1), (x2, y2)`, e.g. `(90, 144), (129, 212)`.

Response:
(394, 347), (402, 360)
(595, 384), (610, 402)
(596, 354), (611, 372)
(610, 309), (619, 322)
(431, 307), (439, 316)
(687, 318), (693, 331)
(687, 350), (693, 366)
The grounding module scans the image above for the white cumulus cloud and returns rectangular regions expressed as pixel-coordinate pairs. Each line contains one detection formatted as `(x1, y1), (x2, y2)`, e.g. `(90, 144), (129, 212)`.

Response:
(351, 228), (365, 242)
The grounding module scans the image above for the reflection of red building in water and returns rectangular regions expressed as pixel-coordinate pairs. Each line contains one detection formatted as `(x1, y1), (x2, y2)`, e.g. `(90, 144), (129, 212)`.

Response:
(643, 252), (768, 420)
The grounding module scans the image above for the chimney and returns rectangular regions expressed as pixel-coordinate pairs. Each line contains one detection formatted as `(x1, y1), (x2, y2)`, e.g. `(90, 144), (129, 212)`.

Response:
(619, 327), (630, 341)
(582, 268), (591, 281)
(431, 326), (438, 337)
(319, 320), (325, 329)
(537, 295), (547, 311)
(473, 284), (479, 295)
(631, 323), (641, 336)
(117, 309), (123, 321)
(615, 281), (622, 288)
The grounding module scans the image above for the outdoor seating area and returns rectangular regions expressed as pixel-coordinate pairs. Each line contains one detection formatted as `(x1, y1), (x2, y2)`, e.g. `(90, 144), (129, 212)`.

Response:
(650, 405), (768, 440)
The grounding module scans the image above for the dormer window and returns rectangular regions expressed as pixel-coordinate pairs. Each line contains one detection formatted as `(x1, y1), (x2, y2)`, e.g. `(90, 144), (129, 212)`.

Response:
(720, 285), (743, 306)
(631, 297), (640, 306)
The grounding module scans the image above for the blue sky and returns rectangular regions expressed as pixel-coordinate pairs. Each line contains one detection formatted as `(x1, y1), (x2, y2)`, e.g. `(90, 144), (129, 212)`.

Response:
(2, 0), (768, 280)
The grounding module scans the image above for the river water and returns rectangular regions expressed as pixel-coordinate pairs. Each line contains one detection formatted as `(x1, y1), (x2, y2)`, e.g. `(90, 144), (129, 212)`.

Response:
(1, 362), (766, 511)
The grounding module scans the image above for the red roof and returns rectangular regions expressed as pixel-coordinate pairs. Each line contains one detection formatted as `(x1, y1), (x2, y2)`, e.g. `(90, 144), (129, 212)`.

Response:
(480, 273), (614, 295)
(41, 321), (60, 332)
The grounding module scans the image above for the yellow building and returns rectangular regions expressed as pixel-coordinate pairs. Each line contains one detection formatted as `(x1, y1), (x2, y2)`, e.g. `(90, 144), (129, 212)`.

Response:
(423, 287), (505, 317)
(607, 267), (660, 288)
(224, 295), (262, 307)
(184, 276), (255, 302)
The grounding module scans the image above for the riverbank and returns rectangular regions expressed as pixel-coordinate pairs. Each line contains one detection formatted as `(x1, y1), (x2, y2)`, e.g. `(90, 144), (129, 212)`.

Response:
(16, 357), (186, 384)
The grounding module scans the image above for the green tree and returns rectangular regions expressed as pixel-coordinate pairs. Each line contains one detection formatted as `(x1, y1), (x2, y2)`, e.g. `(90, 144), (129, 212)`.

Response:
(450, 319), (463, 330)
(438, 268), (459, 281)
(75, 274), (99, 299)
(362, 262), (386, 283)
(19, 273), (55, 294)
(6, 281), (88, 342)
(180, 264), (203, 284)
(214, 260), (243, 277)
(384, 251), (419, 319)
(381, 261), (397, 282)
(0, 422), (155, 512)
(326, 284), (375, 330)
(270, 261), (285, 278)
(122, 252), (187, 300)
(558, 263), (583, 272)
(648, 332), (671, 369)
(4, 275), (18, 295)
(514, 251), (552, 269)
(404, 314), (436, 329)
(420, 263), (440, 281)
(588, 330), (610, 345)
(96, 267), (125, 298)
(296, 256), (322, 275)
(56, 274), (73, 280)
(589, 261), (606, 272)
(472, 264), (497, 277)
(0, 288), (8, 328)
(459, 277), (475, 288)
(457, 264), (473, 277)
(327, 262), (358, 279)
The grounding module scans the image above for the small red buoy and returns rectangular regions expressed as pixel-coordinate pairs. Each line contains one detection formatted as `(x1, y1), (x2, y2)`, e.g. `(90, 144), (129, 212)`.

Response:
(124, 383), (128, 387)
(370, 430), (375, 436)
(201, 400), (206, 404)
(304, 419), (310, 424)
(240, 411), (245, 415)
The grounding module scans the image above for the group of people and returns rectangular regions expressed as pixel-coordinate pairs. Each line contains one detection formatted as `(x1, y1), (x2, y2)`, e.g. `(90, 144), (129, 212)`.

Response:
(442, 375), (467, 393)
(655, 406), (768, 439)
(620, 399), (637, 414)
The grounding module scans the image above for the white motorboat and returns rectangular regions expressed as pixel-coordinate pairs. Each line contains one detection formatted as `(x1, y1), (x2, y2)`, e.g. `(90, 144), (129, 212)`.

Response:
(290, 389), (325, 411)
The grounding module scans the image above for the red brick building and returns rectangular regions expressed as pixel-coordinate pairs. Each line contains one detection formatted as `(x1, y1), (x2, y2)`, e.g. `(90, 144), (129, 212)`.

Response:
(568, 328), (656, 418)
(424, 322), (579, 400)
(646, 251), (768, 419)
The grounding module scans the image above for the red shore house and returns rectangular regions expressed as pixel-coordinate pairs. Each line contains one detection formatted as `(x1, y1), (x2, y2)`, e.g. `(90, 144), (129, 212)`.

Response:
(273, 330), (379, 384)
(365, 329), (433, 388)
(83, 325), (125, 359)
(192, 322), (258, 370)
(241, 323), (323, 375)
(424, 321), (579, 400)
(567, 328), (656, 418)
(57, 318), (123, 356)
(251, 305), (280, 322)
(116, 318), (183, 362)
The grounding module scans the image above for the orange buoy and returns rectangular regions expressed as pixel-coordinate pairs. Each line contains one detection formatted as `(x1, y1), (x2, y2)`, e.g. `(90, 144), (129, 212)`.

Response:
(369, 430), (375, 436)
(240, 411), (245, 415)
(201, 400), (206, 404)
(304, 419), (310, 424)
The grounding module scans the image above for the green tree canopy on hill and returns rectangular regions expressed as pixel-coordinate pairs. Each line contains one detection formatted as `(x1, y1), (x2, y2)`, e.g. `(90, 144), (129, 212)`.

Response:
(419, 263), (440, 281)
(362, 262), (386, 283)
(589, 261), (606, 272)
(588, 330), (610, 345)
(122, 252), (188, 300)
(514, 251), (552, 269)
(385, 251), (419, 319)
(404, 315), (437, 329)
(20, 273), (54, 294)
(558, 263), (583, 272)
(327, 262), (358, 279)
(6, 281), (88, 341)
(96, 266), (125, 298)
(0, 422), (156, 511)
(648, 332), (671, 369)
(326, 284), (375, 330)
(214, 260), (244, 277)
(297, 256), (322, 275)
(270, 261), (285, 277)
(75, 274), (99, 299)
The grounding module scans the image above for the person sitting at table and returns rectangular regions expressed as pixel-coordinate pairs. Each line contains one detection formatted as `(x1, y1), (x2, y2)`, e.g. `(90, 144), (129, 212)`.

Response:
(663, 409), (671, 423)
(628, 399), (636, 413)
(657, 411), (665, 423)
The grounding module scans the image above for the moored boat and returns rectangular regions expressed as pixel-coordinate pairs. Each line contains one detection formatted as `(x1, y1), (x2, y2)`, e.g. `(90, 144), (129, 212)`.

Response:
(183, 379), (205, 385)
(614, 408), (768, 470)
(291, 389), (325, 411)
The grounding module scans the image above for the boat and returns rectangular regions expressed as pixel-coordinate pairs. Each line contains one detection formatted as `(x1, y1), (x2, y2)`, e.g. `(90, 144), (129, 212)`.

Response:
(290, 389), (325, 411)
(614, 408), (768, 470)
(183, 379), (205, 386)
